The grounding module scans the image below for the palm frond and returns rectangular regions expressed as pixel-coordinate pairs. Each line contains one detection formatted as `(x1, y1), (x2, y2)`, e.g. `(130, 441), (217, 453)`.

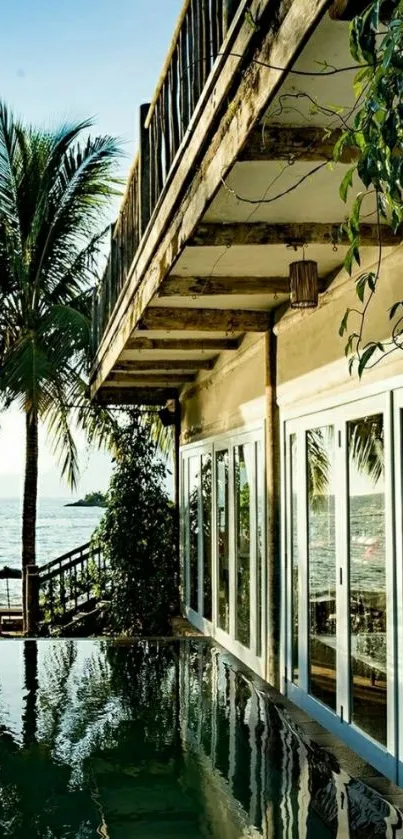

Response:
(349, 415), (384, 485)
(141, 411), (174, 456)
(307, 428), (331, 507)
(0, 105), (122, 487)
(45, 397), (80, 489)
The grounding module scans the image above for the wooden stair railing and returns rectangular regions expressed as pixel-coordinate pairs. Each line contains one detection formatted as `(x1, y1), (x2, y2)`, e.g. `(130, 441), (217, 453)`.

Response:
(38, 542), (110, 627)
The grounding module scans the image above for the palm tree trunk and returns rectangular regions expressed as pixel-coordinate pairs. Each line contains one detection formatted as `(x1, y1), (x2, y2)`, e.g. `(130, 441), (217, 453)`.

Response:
(22, 411), (39, 634)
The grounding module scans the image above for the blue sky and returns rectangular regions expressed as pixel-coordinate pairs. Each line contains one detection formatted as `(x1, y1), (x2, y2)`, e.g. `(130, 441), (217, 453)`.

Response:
(0, 0), (181, 498)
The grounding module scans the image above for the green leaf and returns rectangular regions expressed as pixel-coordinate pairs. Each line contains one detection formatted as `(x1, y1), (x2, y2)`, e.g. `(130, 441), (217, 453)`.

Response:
(389, 301), (403, 319)
(333, 132), (348, 162)
(344, 335), (354, 356)
(356, 273), (369, 302)
(339, 309), (350, 337)
(353, 66), (372, 98)
(344, 247), (354, 276)
(351, 193), (365, 230)
(358, 344), (378, 377)
(339, 167), (355, 203)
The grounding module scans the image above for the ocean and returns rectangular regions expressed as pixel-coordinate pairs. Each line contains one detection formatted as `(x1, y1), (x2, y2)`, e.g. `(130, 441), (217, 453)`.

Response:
(0, 498), (105, 605)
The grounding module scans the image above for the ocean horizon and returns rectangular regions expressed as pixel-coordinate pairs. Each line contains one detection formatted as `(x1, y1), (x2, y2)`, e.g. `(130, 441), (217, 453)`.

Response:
(0, 497), (104, 567)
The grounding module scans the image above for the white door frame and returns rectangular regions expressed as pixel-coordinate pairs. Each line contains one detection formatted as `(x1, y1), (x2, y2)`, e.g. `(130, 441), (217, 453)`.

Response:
(181, 423), (266, 678)
(283, 393), (396, 781)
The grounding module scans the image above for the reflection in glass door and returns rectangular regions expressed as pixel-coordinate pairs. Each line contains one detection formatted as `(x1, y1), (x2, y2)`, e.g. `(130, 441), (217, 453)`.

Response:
(290, 434), (299, 686)
(188, 457), (200, 614)
(307, 426), (337, 712)
(347, 413), (387, 745)
(286, 395), (394, 777)
(235, 444), (254, 649)
(216, 449), (230, 634)
(183, 427), (266, 675)
(201, 453), (212, 621)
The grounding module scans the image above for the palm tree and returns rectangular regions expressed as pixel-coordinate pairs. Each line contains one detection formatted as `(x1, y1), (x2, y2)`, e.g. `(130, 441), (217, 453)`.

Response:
(0, 103), (121, 632)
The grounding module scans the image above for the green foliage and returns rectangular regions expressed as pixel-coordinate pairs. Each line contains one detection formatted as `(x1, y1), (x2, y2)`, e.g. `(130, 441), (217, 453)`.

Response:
(94, 410), (177, 635)
(0, 103), (121, 485)
(334, 1), (403, 376)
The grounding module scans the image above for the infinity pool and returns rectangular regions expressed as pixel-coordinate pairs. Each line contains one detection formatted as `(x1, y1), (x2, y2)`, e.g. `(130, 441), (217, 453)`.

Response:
(0, 638), (400, 838)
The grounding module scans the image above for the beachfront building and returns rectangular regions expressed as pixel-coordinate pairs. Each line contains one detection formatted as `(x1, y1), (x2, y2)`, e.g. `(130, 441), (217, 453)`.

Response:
(90, 0), (403, 785)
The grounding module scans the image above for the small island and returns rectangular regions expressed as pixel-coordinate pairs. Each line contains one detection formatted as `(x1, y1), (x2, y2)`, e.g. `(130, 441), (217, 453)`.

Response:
(65, 491), (107, 508)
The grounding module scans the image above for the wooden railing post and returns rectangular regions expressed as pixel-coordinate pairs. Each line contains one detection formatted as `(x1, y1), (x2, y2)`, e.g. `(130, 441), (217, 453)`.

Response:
(25, 565), (39, 636)
(139, 103), (152, 238)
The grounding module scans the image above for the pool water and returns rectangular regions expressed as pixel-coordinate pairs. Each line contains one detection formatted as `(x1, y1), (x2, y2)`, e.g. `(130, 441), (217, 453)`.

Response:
(0, 638), (400, 838)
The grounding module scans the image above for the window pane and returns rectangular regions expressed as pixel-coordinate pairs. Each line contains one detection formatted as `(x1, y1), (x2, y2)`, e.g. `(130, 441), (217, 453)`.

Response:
(290, 434), (299, 685)
(216, 450), (230, 633)
(235, 444), (253, 648)
(202, 453), (212, 621)
(348, 413), (386, 745)
(307, 426), (336, 711)
(189, 457), (200, 613)
(256, 440), (264, 658)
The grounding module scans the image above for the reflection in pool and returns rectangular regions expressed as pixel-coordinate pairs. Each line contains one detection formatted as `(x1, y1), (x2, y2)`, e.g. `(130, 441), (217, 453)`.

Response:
(0, 638), (400, 838)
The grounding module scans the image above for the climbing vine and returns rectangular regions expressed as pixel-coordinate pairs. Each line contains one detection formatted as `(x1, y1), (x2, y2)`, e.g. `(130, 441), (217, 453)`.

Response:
(337, 0), (403, 375)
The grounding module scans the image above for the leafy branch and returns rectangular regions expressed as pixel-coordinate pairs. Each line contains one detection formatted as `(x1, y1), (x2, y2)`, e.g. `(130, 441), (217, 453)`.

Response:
(336, 0), (403, 376)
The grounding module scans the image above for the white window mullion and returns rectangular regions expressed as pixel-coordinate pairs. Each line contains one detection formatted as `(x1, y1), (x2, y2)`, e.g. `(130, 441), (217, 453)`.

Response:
(184, 458), (190, 608)
(298, 428), (309, 694)
(212, 445), (218, 634)
(393, 392), (403, 785)
(336, 420), (349, 724)
(250, 444), (258, 657)
(284, 431), (293, 688)
(384, 393), (396, 759)
(197, 454), (203, 617)
(229, 445), (236, 640)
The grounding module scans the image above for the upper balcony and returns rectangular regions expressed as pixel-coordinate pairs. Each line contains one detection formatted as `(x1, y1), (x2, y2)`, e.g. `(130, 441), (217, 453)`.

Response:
(91, 0), (402, 407)
(92, 0), (243, 357)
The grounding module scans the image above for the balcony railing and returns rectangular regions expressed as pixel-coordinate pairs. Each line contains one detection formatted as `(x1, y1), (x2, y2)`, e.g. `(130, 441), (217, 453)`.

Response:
(92, 0), (242, 349)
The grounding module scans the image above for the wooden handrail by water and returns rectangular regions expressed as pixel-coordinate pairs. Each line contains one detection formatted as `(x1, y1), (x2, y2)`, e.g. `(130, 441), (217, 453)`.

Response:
(38, 541), (110, 627)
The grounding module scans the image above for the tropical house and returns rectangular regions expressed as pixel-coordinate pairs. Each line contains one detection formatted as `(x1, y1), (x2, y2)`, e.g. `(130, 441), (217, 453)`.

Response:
(90, 0), (403, 785)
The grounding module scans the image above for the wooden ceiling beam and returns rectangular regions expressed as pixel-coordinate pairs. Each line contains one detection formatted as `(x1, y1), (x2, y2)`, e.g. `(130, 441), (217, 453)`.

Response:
(159, 275), (291, 297)
(126, 337), (240, 351)
(189, 222), (401, 248)
(137, 307), (269, 333)
(159, 274), (331, 297)
(95, 388), (177, 406)
(107, 373), (193, 387)
(240, 125), (358, 163)
(114, 359), (215, 372)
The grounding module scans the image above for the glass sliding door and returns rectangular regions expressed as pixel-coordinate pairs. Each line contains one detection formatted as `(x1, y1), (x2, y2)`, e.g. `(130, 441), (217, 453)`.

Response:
(188, 456), (200, 614)
(347, 413), (387, 745)
(216, 449), (230, 634)
(290, 433), (299, 686)
(183, 446), (213, 630)
(256, 440), (264, 659)
(285, 394), (394, 779)
(307, 426), (337, 711)
(201, 453), (212, 621)
(182, 425), (266, 676)
(234, 443), (254, 649)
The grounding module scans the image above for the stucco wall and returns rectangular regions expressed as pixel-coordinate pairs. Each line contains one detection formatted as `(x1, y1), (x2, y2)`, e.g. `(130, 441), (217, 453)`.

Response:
(181, 333), (266, 443)
(276, 244), (403, 409)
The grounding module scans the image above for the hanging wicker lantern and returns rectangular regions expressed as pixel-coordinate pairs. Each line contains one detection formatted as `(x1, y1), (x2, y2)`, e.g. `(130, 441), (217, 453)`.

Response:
(289, 259), (318, 309)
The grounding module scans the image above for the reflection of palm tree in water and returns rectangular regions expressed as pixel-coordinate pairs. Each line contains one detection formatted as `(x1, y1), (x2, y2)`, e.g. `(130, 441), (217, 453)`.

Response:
(0, 642), (119, 837)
